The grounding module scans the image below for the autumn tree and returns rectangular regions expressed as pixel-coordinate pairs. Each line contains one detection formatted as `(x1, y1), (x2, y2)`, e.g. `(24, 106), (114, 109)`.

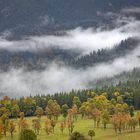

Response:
(35, 106), (43, 119)
(8, 120), (16, 138)
(1, 113), (9, 136)
(45, 99), (60, 120)
(67, 119), (74, 135)
(51, 119), (57, 133)
(92, 108), (101, 128)
(117, 96), (123, 104)
(112, 113), (127, 134)
(32, 119), (41, 135)
(0, 123), (3, 140)
(60, 121), (66, 134)
(68, 105), (78, 121)
(44, 117), (52, 135)
(19, 112), (25, 120)
(129, 117), (137, 132)
(18, 112), (28, 131)
(94, 95), (109, 111)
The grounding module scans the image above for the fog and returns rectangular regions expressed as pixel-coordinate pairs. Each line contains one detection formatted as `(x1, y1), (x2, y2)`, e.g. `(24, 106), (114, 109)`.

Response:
(0, 16), (140, 97)
(0, 18), (139, 54)
(0, 44), (139, 97)
(122, 7), (140, 14)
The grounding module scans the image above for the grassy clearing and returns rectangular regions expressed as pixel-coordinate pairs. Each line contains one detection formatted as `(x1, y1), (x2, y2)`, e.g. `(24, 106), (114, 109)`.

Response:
(2, 116), (140, 140)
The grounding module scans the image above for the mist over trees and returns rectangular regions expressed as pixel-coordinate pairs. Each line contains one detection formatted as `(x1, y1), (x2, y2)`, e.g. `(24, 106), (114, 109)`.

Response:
(70, 38), (139, 68)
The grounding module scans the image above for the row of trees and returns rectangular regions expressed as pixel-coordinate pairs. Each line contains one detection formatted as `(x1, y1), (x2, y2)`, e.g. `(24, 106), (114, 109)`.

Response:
(12, 79), (140, 117)
(0, 92), (140, 139)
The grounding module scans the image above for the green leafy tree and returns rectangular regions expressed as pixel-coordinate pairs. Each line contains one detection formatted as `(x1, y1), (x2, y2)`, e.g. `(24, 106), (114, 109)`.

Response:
(102, 110), (110, 129)
(79, 105), (86, 119)
(88, 130), (95, 140)
(73, 96), (81, 109)
(61, 104), (69, 120)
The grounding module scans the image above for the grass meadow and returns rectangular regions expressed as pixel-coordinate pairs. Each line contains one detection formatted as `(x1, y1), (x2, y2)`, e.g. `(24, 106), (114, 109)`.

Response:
(2, 115), (140, 140)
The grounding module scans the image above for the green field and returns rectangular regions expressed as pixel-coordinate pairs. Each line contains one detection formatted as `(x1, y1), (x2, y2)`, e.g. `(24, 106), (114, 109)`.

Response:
(2, 116), (140, 140)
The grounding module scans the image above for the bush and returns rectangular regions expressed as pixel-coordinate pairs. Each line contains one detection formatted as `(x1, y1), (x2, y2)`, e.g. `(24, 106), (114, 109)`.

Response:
(19, 129), (37, 140)
(69, 131), (87, 140)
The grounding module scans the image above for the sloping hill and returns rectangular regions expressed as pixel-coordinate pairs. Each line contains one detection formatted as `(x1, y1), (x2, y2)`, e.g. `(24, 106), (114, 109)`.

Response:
(0, 0), (140, 37)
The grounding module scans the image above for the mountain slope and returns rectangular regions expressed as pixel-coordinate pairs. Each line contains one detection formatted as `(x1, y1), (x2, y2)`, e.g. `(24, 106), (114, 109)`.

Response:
(0, 0), (140, 37)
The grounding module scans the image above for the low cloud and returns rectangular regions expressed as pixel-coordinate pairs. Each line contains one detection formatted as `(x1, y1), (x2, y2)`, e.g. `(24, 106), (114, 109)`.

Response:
(0, 18), (139, 54)
(122, 7), (140, 14)
(0, 44), (139, 98)
(0, 16), (140, 97)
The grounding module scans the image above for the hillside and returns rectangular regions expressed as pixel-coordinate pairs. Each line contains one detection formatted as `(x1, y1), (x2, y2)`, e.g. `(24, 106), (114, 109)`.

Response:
(0, 0), (140, 97)
(0, 0), (140, 38)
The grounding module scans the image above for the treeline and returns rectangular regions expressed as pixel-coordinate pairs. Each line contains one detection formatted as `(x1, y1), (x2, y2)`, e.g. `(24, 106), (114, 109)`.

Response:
(70, 38), (138, 68)
(17, 80), (140, 117)
(93, 67), (140, 88)
(0, 48), (78, 71)
(0, 79), (139, 118)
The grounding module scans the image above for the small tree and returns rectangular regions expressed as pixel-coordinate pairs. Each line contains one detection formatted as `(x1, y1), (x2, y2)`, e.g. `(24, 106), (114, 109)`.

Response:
(61, 104), (69, 121)
(0, 123), (4, 140)
(129, 117), (137, 132)
(88, 130), (95, 140)
(44, 117), (52, 135)
(73, 96), (81, 109)
(19, 112), (25, 120)
(32, 119), (41, 135)
(18, 119), (29, 131)
(8, 120), (16, 138)
(67, 119), (74, 135)
(1, 113), (9, 136)
(51, 119), (57, 133)
(19, 129), (37, 140)
(35, 107), (43, 119)
(60, 121), (66, 134)
(102, 110), (110, 129)
(45, 99), (60, 120)
(79, 105), (86, 119)
(137, 111), (140, 126)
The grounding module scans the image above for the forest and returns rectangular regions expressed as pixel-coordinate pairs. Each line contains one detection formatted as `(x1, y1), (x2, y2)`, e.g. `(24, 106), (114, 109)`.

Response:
(0, 80), (140, 140)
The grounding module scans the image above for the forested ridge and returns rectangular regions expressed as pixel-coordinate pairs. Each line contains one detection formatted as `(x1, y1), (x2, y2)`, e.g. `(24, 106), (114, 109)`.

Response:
(92, 67), (140, 88)
(70, 38), (139, 68)
(0, 38), (138, 71)
(0, 0), (140, 37)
